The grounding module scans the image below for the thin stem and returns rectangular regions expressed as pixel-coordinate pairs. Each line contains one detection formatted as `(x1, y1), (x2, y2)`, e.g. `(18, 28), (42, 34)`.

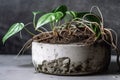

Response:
(19, 31), (23, 39)
(52, 22), (55, 30)
(33, 14), (44, 33)
(25, 22), (33, 26)
(24, 27), (35, 36)
(24, 22), (35, 36)
(36, 29), (44, 33)
(50, 22), (53, 30)
(33, 14), (36, 28)
(25, 22), (43, 33)
(39, 26), (48, 32)
(50, 22), (55, 31)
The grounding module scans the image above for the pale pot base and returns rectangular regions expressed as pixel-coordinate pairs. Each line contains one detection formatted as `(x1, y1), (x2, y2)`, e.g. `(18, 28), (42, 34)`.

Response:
(32, 42), (111, 75)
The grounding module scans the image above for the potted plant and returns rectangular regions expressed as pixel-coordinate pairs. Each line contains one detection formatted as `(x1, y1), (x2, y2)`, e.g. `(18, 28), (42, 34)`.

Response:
(2, 5), (119, 75)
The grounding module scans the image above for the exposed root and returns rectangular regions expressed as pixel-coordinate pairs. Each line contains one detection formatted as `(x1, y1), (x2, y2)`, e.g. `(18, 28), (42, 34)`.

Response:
(15, 39), (33, 58)
(103, 28), (117, 49)
(17, 20), (119, 69)
(90, 6), (104, 29)
(109, 29), (118, 46)
(70, 20), (96, 35)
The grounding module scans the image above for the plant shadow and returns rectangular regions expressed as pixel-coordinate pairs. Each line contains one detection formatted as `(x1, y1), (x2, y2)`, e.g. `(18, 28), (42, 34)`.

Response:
(90, 61), (120, 76)
(18, 62), (33, 68)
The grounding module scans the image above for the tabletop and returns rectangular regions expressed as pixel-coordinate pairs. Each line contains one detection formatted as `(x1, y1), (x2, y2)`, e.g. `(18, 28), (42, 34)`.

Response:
(0, 55), (120, 80)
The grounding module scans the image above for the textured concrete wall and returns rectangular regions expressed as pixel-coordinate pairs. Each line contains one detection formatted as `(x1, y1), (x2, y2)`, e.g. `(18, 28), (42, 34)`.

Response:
(0, 0), (120, 54)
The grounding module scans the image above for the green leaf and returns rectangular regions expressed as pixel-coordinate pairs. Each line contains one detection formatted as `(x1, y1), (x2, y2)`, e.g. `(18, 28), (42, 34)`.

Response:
(66, 11), (77, 18)
(76, 12), (90, 18)
(32, 11), (45, 28)
(36, 12), (63, 30)
(76, 12), (102, 39)
(32, 11), (45, 16)
(63, 11), (76, 22)
(52, 5), (67, 14)
(89, 23), (101, 39)
(83, 14), (101, 24)
(52, 5), (67, 19)
(54, 12), (64, 22)
(2, 23), (24, 44)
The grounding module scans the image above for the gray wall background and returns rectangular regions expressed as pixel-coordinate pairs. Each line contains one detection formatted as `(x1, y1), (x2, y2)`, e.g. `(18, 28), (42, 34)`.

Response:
(0, 0), (120, 54)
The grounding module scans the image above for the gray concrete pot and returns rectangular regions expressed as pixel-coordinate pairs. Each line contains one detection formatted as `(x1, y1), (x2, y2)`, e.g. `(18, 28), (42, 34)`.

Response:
(32, 41), (111, 75)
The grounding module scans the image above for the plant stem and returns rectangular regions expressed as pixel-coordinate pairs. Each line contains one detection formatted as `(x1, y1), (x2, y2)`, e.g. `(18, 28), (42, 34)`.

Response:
(33, 14), (44, 33)
(19, 31), (23, 39)
(24, 27), (35, 36)
(50, 22), (53, 30)
(24, 22), (35, 36)
(33, 14), (36, 28)
(52, 22), (55, 30)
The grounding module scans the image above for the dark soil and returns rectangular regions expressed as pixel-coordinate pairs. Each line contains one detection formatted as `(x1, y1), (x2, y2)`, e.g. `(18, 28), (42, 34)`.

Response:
(32, 27), (96, 45)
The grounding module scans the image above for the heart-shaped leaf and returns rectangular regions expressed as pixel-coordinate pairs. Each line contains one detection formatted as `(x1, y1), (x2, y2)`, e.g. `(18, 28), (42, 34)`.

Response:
(2, 23), (24, 44)
(91, 24), (101, 37)
(86, 23), (101, 39)
(36, 12), (63, 30)
(32, 11), (46, 27)
(83, 14), (101, 25)
(63, 11), (77, 22)
(66, 11), (77, 18)
(76, 12), (90, 18)
(79, 13), (102, 38)
(52, 5), (67, 19)
(52, 5), (67, 14)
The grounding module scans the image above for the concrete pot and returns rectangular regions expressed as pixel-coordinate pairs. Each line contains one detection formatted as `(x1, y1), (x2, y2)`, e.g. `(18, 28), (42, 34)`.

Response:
(32, 41), (111, 75)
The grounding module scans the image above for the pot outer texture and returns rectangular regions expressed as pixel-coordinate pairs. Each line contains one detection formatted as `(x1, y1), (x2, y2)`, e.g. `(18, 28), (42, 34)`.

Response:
(32, 41), (111, 75)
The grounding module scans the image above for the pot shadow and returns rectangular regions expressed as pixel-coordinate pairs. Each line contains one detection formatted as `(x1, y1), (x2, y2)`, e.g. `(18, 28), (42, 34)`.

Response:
(88, 61), (120, 77)
(17, 56), (120, 76)
(106, 62), (120, 74)
(17, 61), (120, 76)
(18, 62), (34, 68)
